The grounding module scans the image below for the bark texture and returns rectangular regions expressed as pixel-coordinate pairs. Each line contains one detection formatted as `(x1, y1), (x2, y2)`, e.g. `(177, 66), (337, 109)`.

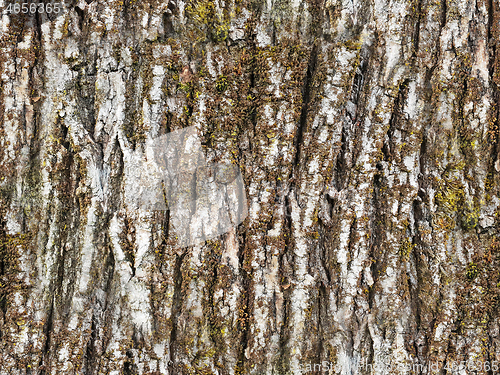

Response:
(1, 0), (500, 373)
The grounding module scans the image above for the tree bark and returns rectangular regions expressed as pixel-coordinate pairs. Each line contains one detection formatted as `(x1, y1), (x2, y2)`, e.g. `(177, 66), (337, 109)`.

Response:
(1, 0), (500, 373)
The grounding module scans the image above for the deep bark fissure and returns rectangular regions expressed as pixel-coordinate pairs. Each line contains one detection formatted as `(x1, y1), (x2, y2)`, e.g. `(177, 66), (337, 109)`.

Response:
(293, 42), (319, 168)
(315, 283), (326, 367)
(319, 239), (332, 285)
(39, 296), (55, 374)
(384, 78), (411, 162)
(123, 349), (139, 375)
(412, 0), (423, 57)
(75, 5), (85, 33)
(235, 233), (252, 374)
(167, 250), (187, 373)
(0, 219), (11, 321)
(276, 193), (294, 372)
(245, 29), (259, 153)
(277, 286), (291, 374)
(440, 0), (447, 29)
(230, 28), (259, 374)
(121, 215), (136, 278)
(370, 168), (388, 289)
(83, 312), (98, 374)
(487, 0), (500, 163)
(349, 52), (369, 124)
(206, 243), (222, 363)
(96, 244), (116, 371)
(334, 125), (350, 191)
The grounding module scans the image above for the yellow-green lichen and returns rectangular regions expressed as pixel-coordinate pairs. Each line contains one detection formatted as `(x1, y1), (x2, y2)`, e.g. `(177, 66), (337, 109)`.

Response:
(399, 238), (415, 261)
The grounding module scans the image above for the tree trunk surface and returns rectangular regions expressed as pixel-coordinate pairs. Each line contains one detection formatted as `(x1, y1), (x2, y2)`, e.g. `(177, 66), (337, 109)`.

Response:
(1, 0), (500, 373)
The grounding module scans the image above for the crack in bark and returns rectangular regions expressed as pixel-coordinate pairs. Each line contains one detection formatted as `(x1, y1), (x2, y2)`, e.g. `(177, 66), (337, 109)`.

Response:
(235, 232), (251, 374)
(83, 312), (98, 374)
(412, 0), (423, 58)
(487, 0), (500, 160)
(440, 0), (447, 29)
(334, 124), (350, 191)
(384, 78), (411, 162)
(277, 284), (291, 374)
(123, 349), (139, 375)
(293, 42), (319, 169)
(206, 242), (224, 369)
(275, 194), (294, 373)
(167, 250), (187, 374)
(39, 295), (54, 375)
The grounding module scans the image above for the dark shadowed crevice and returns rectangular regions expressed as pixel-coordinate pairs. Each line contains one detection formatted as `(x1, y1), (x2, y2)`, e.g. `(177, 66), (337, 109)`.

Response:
(410, 89), (436, 357)
(33, 6), (43, 46)
(409, 196), (426, 359)
(369, 167), (388, 291)
(75, 6), (85, 33)
(205, 242), (224, 367)
(277, 285), (291, 374)
(103, 243), (115, 311)
(163, 13), (174, 38)
(333, 125), (350, 191)
(487, 0), (495, 66)
(243, 27), (259, 152)
(346, 217), (357, 270)
(83, 240), (115, 372)
(75, 69), (97, 141)
(487, 0), (500, 174)
(104, 137), (125, 213)
(275, 195), (294, 373)
(320, 240), (332, 286)
(235, 232), (252, 374)
(419, 131), (427, 177)
(231, 28), (259, 375)
(152, 210), (171, 270)
(0, 223), (8, 320)
(384, 78), (411, 162)
(293, 42), (319, 168)
(315, 283), (327, 366)
(123, 349), (138, 375)
(412, 0), (423, 58)
(348, 52), (369, 124)
(167, 250), (187, 374)
(97, 245), (116, 371)
(39, 296), (54, 375)
(162, 2), (177, 39)
(83, 313), (98, 374)
(162, 200), (171, 247)
(120, 215), (136, 278)
(440, 0), (447, 29)
(456, 74), (475, 167)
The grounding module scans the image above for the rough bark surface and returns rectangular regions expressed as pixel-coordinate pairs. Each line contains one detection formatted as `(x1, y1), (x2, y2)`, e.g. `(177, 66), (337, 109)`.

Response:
(1, 0), (500, 373)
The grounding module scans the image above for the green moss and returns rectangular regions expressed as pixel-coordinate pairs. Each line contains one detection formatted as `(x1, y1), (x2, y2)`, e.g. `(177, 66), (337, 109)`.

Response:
(399, 238), (414, 261)
(435, 178), (464, 214)
(343, 38), (362, 50)
(466, 262), (479, 280)
(214, 22), (229, 42)
(185, 0), (230, 43)
(433, 173), (483, 233)
(0, 230), (29, 313)
(485, 172), (495, 192)
(141, 65), (154, 104)
(215, 75), (228, 93)
(460, 205), (479, 230)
